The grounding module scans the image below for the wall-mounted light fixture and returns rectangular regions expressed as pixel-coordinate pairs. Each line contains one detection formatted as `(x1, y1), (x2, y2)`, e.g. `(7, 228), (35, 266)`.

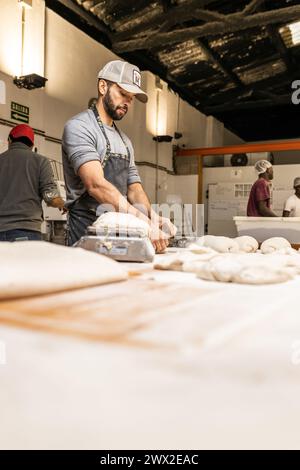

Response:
(153, 135), (173, 143)
(13, 73), (47, 90)
(13, 0), (46, 90)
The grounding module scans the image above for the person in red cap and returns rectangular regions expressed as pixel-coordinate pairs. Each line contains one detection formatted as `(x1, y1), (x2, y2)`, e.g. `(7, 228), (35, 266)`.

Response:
(8, 123), (35, 147)
(0, 124), (65, 241)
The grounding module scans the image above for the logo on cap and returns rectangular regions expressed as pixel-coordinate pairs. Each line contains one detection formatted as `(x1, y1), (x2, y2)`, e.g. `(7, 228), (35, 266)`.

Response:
(133, 70), (141, 88)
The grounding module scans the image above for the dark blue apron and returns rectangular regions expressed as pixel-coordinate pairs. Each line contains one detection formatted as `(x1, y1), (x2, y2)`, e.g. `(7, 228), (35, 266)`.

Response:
(66, 106), (130, 245)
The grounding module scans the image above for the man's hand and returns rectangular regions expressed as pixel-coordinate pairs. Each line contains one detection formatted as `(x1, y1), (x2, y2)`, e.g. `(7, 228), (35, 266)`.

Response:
(48, 196), (65, 211)
(149, 222), (170, 253)
(148, 216), (177, 253)
(158, 216), (177, 237)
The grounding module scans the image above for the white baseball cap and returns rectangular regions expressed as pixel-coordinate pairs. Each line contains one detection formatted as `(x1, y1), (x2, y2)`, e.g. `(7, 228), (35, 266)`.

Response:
(97, 60), (148, 103)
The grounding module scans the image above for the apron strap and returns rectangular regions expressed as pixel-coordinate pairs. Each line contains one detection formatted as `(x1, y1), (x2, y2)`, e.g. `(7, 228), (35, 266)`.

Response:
(91, 104), (131, 168)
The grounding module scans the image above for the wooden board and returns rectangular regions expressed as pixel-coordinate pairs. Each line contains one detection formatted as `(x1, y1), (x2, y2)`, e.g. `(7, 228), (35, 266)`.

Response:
(0, 278), (214, 349)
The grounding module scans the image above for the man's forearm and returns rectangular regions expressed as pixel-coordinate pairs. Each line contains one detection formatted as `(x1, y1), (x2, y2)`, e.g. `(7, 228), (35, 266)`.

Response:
(87, 179), (151, 223)
(258, 203), (277, 217)
(259, 209), (277, 217)
(127, 183), (163, 223)
(127, 183), (177, 237)
(127, 183), (153, 218)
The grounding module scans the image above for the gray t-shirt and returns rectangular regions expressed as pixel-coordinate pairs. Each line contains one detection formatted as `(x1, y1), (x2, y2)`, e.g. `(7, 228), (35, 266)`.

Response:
(0, 142), (59, 232)
(62, 108), (141, 207)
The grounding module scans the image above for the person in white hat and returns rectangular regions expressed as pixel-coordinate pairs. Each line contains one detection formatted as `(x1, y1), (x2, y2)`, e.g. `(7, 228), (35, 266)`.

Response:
(247, 159), (277, 217)
(62, 60), (176, 250)
(283, 177), (300, 217)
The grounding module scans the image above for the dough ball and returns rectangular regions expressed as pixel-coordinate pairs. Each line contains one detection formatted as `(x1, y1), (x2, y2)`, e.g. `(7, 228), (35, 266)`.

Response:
(235, 236), (259, 253)
(261, 237), (291, 254)
(203, 235), (239, 253)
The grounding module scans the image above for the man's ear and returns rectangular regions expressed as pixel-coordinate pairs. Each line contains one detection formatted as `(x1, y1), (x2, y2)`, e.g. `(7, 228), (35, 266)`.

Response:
(98, 79), (107, 97)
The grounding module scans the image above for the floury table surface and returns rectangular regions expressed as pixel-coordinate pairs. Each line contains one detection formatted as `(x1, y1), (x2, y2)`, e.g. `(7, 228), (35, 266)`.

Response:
(0, 251), (300, 449)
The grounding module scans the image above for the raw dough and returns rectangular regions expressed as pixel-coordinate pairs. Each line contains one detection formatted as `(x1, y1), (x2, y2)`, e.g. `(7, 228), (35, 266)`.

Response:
(235, 236), (259, 253)
(193, 252), (296, 285)
(154, 251), (202, 271)
(93, 212), (150, 237)
(0, 241), (127, 299)
(195, 255), (242, 282)
(202, 235), (239, 253)
(234, 266), (293, 284)
(186, 243), (217, 255)
(260, 237), (291, 254)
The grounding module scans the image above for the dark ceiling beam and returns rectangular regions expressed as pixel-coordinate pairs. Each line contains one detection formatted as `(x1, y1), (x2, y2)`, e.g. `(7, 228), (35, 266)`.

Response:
(203, 95), (292, 113)
(160, 0), (173, 13)
(47, 0), (111, 36)
(255, 89), (279, 99)
(105, 0), (128, 11)
(158, 8), (229, 35)
(197, 38), (243, 88)
(113, 0), (218, 42)
(193, 68), (300, 107)
(45, 0), (112, 43)
(91, 0), (145, 15)
(241, 0), (266, 17)
(120, 50), (202, 110)
(113, 5), (300, 52)
(245, 0), (297, 72)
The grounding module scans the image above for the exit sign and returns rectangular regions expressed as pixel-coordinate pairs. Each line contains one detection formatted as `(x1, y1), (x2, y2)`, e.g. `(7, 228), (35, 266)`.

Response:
(11, 101), (29, 123)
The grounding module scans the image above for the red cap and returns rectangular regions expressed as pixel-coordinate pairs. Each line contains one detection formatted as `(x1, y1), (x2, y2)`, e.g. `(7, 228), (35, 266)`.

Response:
(9, 124), (34, 145)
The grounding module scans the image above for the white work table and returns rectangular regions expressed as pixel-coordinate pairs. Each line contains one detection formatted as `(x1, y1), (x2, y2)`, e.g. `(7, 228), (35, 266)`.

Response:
(0, 250), (300, 449)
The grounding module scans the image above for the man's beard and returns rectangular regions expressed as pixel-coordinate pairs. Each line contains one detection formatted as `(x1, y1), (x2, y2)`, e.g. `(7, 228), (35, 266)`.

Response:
(103, 89), (128, 121)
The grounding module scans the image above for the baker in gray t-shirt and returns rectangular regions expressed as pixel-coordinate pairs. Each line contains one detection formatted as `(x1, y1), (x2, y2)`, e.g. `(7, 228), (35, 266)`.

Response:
(0, 124), (65, 241)
(62, 60), (176, 252)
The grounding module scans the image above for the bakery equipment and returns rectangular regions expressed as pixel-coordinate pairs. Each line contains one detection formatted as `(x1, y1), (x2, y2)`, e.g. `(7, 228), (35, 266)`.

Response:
(75, 224), (155, 263)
